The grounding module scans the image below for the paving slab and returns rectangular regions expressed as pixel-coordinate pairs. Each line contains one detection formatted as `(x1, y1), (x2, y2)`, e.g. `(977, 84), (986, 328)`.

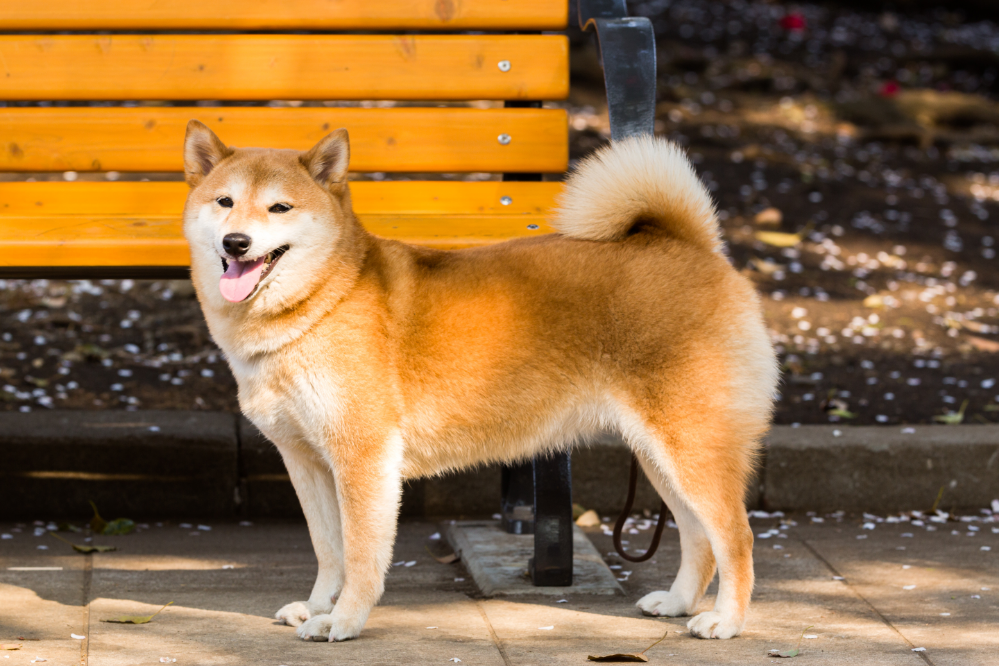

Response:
(2, 516), (997, 665)
(446, 521), (623, 597)
(797, 521), (999, 666)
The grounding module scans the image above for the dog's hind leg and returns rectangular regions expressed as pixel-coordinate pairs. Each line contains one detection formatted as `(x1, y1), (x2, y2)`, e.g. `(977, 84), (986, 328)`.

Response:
(630, 425), (756, 639)
(274, 442), (344, 627)
(635, 469), (716, 618)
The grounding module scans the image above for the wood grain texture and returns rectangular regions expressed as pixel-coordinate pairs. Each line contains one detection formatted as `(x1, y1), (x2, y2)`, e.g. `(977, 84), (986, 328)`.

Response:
(0, 35), (569, 101)
(0, 181), (561, 266)
(0, 107), (567, 173)
(0, 0), (568, 30)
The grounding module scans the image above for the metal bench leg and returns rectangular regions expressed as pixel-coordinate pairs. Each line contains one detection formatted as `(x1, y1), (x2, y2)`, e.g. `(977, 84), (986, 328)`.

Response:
(529, 452), (573, 586)
(497, 98), (572, 584)
(500, 460), (535, 535)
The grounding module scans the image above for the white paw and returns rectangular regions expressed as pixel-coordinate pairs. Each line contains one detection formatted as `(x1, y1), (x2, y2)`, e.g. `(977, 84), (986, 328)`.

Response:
(275, 601), (313, 627)
(297, 614), (334, 641)
(686, 611), (744, 639)
(636, 591), (691, 617)
(296, 611), (365, 643)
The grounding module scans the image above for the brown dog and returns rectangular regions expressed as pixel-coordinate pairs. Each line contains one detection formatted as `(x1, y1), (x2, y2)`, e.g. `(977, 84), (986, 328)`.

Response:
(182, 120), (778, 642)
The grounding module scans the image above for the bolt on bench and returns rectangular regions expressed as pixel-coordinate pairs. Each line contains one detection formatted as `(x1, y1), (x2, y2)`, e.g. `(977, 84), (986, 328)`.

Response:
(0, 0), (655, 587)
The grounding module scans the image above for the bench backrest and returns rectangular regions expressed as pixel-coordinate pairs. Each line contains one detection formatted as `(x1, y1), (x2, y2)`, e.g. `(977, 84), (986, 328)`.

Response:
(0, 0), (570, 278)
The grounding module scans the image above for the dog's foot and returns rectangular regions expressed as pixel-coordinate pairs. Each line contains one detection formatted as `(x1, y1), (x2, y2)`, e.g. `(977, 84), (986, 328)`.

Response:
(296, 610), (365, 643)
(636, 591), (691, 617)
(297, 614), (334, 641)
(686, 611), (744, 639)
(274, 601), (330, 627)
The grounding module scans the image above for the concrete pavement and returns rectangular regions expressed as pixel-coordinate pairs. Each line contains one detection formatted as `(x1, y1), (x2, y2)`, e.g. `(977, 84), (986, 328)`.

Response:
(1, 517), (996, 665)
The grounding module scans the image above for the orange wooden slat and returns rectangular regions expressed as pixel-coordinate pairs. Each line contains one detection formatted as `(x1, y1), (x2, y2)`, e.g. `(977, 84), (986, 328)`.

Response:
(0, 107), (567, 173)
(0, 181), (562, 266)
(0, 0), (568, 30)
(0, 35), (569, 101)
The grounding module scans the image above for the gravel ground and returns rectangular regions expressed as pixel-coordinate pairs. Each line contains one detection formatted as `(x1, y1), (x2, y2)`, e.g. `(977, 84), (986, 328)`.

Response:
(2, 0), (999, 425)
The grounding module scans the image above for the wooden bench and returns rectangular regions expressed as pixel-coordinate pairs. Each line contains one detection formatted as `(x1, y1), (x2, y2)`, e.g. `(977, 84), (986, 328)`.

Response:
(0, 0), (656, 586)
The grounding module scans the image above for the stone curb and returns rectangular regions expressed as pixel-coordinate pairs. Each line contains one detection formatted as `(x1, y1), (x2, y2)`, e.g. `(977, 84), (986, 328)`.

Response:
(1, 411), (997, 519)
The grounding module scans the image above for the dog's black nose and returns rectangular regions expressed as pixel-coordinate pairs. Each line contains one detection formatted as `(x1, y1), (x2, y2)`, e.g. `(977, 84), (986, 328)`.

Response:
(222, 233), (252, 257)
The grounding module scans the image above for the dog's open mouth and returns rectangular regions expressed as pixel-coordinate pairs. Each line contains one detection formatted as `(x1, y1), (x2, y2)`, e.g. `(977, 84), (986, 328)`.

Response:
(219, 245), (289, 303)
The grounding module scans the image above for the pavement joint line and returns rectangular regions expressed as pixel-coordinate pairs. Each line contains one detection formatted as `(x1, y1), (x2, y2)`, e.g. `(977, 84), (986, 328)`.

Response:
(799, 538), (934, 666)
(80, 553), (92, 666)
(475, 600), (512, 666)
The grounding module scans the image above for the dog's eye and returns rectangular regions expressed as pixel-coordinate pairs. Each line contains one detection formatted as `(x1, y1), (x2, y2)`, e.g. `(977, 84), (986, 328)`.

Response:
(216, 196), (234, 208)
(269, 203), (292, 214)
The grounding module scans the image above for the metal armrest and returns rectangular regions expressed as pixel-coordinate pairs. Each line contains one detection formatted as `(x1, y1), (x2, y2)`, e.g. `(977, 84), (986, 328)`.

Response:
(578, 0), (657, 140)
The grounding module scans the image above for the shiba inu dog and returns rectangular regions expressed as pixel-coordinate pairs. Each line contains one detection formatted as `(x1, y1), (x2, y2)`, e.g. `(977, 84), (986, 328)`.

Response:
(182, 120), (778, 642)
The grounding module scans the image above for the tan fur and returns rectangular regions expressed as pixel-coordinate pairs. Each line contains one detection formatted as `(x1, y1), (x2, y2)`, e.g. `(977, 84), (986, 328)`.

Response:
(181, 120), (779, 642)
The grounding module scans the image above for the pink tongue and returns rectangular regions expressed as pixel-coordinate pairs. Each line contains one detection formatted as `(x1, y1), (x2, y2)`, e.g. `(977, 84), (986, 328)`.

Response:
(219, 256), (267, 303)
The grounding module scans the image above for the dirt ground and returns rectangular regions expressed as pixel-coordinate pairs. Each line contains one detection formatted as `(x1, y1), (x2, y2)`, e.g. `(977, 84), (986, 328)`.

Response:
(2, 0), (999, 426)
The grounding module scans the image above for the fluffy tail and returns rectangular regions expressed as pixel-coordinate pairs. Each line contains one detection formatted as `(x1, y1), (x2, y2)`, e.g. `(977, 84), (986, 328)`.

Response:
(552, 135), (722, 253)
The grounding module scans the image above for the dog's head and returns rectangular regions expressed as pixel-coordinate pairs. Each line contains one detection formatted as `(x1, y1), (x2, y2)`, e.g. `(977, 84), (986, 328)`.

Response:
(182, 120), (361, 320)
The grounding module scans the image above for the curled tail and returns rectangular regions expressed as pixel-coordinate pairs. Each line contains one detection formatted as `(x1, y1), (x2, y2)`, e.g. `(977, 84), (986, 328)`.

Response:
(552, 135), (722, 253)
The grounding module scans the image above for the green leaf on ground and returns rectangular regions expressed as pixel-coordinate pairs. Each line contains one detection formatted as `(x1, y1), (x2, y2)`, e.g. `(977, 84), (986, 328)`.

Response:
(826, 408), (856, 419)
(102, 601), (174, 624)
(103, 518), (136, 536)
(88, 501), (135, 535)
(933, 400), (968, 425)
(769, 648), (800, 658)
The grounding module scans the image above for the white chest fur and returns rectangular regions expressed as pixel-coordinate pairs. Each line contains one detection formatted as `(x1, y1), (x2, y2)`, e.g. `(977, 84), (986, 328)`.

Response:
(227, 351), (346, 456)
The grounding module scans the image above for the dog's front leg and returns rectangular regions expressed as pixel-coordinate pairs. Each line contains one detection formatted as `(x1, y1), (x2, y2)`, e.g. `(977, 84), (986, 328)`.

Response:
(274, 442), (344, 627)
(296, 435), (402, 642)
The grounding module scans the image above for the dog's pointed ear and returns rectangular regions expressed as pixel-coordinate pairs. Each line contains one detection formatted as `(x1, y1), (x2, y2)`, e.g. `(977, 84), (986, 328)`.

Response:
(300, 129), (350, 189)
(184, 120), (231, 188)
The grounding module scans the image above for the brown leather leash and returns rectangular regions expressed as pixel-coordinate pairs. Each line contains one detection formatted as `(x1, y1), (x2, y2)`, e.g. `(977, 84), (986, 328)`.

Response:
(612, 454), (669, 562)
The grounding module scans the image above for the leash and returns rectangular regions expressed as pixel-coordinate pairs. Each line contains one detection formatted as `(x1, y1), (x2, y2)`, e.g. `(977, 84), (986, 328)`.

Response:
(612, 454), (669, 562)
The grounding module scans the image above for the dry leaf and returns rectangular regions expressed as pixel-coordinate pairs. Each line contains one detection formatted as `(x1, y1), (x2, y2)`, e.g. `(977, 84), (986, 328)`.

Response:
(575, 510), (601, 527)
(749, 257), (784, 275)
(73, 544), (117, 554)
(968, 335), (999, 352)
(587, 653), (649, 662)
(103, 602), (173, 624)
(0, 644), (21, 650)
(49, 531), (117, 554)
(588, 629), (667, 662)
(755, 223), (813, 247)
(863, 294), (885, 308)
(753, 207), (783, 225)
(89, 501), (108, 534)
(425, 542), (460, 565)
